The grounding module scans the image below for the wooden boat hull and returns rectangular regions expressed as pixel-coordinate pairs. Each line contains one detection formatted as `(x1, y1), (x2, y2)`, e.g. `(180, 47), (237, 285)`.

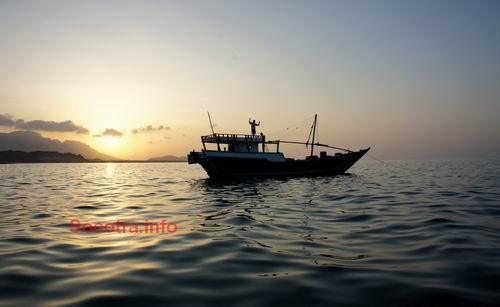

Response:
(188, 148), (370, 179)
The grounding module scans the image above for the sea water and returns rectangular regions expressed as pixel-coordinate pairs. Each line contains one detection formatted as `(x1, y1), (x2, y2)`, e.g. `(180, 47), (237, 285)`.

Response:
(1, 160), (499, 306)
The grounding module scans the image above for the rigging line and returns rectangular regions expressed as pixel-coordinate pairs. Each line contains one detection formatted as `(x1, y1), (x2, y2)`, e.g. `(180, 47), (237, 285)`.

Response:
(306, 123), (313, 145)
(277, 140), (352, 152)
(276, 116), (314, 138)
(367, 153), (406, 170)
(316, 120), (319, 144)
(271, 115), (315, 139)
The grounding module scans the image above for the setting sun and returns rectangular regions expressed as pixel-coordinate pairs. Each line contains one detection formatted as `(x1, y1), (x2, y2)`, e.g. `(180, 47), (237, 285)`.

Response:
(103, 136), (119, 146)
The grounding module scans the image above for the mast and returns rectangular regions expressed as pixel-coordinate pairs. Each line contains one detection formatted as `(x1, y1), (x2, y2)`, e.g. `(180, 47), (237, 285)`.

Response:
(310, 114), (317, 156)
(207, 112), (215, 135)
(207, 112), (220, 151)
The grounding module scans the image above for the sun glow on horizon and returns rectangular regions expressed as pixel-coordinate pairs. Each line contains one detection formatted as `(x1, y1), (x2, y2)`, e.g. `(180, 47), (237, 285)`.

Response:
(103, 136), (120, 146)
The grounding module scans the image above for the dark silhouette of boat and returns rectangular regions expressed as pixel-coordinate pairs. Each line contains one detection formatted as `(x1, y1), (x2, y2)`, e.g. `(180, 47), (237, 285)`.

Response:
(188, 114), (370, 179)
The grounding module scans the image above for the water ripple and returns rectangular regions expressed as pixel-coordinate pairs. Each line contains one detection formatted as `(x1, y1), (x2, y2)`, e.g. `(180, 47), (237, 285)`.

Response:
(1, 160), (500, 306)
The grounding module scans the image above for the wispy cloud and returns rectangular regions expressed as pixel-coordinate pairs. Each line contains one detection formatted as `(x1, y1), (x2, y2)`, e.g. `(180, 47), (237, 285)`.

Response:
(93, 128), (123, 137)
(0, 114), (89, 134)
(131, 125), (170, 135)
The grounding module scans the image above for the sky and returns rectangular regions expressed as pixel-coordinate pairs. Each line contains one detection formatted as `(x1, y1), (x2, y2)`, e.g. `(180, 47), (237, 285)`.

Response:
(1, 0), (499, 160)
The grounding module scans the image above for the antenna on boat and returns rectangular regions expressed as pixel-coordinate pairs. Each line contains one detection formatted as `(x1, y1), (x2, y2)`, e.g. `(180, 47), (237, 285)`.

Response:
(310, 114), (317, 157)
(207, 112), (215, 135)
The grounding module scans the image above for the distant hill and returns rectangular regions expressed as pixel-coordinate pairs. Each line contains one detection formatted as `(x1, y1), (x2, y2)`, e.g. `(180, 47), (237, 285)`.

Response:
(148, 154), (187, 162)
(0, 150), (89, 163)
(0, 131), (117, 160)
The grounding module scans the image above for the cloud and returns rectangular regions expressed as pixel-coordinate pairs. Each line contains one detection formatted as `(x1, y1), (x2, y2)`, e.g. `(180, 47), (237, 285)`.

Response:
(0, 114), (89, 134)
(0, 114), (16, 126)
(131, 125), (170, 135)
(94, 128), (123, 137)
(16, 120), (89, 134)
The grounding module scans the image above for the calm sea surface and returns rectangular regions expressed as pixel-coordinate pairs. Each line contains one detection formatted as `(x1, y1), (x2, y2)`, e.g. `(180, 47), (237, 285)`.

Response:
(1, 160), (499, 306)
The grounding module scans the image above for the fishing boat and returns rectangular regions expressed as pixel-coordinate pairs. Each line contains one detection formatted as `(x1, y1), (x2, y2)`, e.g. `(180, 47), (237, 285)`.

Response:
(188, 114), (370, 179)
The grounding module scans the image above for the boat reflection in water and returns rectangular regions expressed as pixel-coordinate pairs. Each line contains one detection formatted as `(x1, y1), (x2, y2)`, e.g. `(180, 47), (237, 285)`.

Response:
(188, 114), (370, 179)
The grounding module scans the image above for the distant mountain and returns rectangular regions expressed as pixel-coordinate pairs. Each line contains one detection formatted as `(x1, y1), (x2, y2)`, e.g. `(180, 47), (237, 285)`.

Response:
(0, 131), (118, 160)
(148, 154), (187, 162)
(0, 150), (89, 163)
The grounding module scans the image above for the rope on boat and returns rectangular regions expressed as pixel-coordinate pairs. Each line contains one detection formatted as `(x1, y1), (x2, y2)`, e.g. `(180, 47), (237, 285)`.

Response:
(271, 115), (315, 139)
(367, 153), (407, 170)
(267, 115), (358, 154)
(277, 140), (353, 152)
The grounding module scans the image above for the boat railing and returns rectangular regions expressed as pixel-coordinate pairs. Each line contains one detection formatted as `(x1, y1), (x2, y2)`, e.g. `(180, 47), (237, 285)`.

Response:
(202, 133), (264, 144)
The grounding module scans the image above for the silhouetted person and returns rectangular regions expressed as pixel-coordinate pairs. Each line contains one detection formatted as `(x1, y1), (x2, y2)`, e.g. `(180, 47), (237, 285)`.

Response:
(249, 118), (260, 136)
